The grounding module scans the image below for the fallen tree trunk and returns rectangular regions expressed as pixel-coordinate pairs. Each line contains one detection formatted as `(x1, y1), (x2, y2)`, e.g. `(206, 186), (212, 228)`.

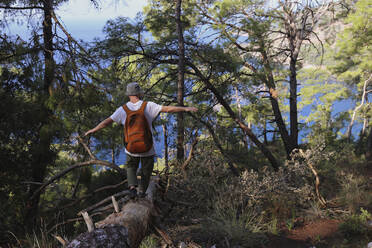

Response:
(66, 177), (159, 248)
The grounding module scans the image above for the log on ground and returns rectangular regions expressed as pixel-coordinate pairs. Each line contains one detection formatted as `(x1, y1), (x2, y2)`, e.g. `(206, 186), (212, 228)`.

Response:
(66, 177), (159, 248)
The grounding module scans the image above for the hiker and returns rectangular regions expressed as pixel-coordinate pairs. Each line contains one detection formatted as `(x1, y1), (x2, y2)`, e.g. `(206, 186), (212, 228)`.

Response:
(84, 82), (197, 198)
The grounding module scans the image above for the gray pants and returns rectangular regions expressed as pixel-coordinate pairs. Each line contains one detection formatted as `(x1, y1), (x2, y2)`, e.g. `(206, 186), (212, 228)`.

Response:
(126, 154), (154, 193)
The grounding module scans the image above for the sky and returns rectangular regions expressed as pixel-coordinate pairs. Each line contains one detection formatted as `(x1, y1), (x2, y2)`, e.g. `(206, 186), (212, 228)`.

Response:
(3, 0), (148, 41)
(57, 0), (147, 40)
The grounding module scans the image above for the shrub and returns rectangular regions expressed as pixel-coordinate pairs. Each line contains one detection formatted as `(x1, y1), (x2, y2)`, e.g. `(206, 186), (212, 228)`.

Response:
(166, 140), (342, 246)
(339, 208), (371, 239)
(338, 172), (370, 213)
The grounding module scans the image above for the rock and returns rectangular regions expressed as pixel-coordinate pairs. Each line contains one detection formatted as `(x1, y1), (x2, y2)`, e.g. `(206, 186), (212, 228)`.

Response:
(178, 242), (187, 248)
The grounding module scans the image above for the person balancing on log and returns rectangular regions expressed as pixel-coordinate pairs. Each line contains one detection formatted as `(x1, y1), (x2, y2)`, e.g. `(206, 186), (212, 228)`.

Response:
(85, 82), (197, 199)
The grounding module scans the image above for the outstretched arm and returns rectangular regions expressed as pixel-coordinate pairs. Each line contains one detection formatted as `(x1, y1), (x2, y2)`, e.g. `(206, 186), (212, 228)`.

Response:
(84, 117), (114, 136)
(161, 106), (198, 113)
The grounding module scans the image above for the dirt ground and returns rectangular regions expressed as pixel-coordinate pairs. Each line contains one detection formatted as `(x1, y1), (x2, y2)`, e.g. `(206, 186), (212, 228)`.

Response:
(265, 219), (341, 248)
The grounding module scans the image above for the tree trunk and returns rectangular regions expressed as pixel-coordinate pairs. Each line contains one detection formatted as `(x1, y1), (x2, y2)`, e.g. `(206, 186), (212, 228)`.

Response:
(111, 142), (116, 164)
(176, 0), (185, 162)
(162, 122), (169, 170)
(366, 126), (372, 164)
(264, 119), (268, 145)
(261, 50), (294, 158)
(234, 86), (249, 150)
(346, 75), (371, 140)
(24, 0), (55, 230)
(289, 58), (299, 148)
(43, 0), (54, 95)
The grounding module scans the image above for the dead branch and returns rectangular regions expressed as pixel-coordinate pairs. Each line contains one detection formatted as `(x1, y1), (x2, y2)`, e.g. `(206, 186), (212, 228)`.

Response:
(112, 196), (120, 213)
(0, 5), (44, 10)
(81, 211), (95, 232)
(31, 135), (125, 200)
(53, 235), (67, 247)
(346, 74), (372, 139)
(76, 135), (97, 160)
(46, 180), (127, 215)
(50, 11), (103, 70)
(47, 213), (102, 235)
(91, 197), (129, 216)
(181, 134), (199, 170)
(78, 190), (130, 216)
(154, 225), (175, 247)
(298, 149), (327, 207)
(31, 159), (124, 200)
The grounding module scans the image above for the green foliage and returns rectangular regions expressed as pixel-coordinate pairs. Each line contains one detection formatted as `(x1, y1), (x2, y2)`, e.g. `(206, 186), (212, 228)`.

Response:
(339, 208), (371, 239)
(167, 143), (317, 245)
(267, 218), (279, 235)
(298, 67), (351, 142)
(325, 0), (372, 140)
(338, 173), (371, 213)
(144, 0), (199, 42)
(0, 36), (60, 239)
(331, 0), (372, 81)
(139, 234), (160, 248)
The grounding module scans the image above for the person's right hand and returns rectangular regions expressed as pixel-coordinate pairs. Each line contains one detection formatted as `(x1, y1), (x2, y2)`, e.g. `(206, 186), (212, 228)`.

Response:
(84, 129), (94, 136)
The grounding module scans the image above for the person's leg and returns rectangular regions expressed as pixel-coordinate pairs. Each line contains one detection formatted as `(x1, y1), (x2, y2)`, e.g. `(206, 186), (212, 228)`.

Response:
(138, 155), (154, 195)
(126, 155), (140, 198)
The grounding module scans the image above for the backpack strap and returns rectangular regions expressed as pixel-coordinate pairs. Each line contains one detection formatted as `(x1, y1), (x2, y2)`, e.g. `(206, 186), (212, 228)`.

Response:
(122, 104), (131, 114)
(139, 101), (148, 113)
(122, 101), (148, 114)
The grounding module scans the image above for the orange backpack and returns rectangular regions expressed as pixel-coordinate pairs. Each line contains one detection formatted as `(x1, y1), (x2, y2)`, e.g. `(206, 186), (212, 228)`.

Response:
(122, 101), (153, 153)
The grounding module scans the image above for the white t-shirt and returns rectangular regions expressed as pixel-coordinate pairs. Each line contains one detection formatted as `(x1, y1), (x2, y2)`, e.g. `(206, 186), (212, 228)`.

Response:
(110, 100), (162, 157)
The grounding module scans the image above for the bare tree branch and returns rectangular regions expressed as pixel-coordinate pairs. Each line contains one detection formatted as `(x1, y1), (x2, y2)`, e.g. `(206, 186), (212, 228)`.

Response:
(346, 74), (372, 139)
(76, 135), (97, 160)
(0, 5), (44, 10)
(31, 159), (124, 200)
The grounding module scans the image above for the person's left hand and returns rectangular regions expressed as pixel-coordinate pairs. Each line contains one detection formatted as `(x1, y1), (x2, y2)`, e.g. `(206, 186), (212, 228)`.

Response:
(185, 107), (198, 112)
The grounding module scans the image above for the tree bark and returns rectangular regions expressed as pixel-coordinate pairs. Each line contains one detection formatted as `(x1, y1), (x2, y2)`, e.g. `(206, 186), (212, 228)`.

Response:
(176, 0), (185, 162)
(346, 74), (371, 140)
(162, 122), (169, 170)
(261, 50), (294, 158)
(289, 57), (299, 148)
(234, 86), (249, 150)
(366, 126), (372, 164)
(43, 0), (54, 95)
(66, 178), (159, 248)
(284, 1), (302, 150)
(24, 0), (56, 230)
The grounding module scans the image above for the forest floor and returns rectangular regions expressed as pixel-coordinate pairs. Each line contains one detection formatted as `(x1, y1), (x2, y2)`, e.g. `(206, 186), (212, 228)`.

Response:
(266, 219), (342, 248)
(157, 165), (372, 248)
(161, 215), (371, 248)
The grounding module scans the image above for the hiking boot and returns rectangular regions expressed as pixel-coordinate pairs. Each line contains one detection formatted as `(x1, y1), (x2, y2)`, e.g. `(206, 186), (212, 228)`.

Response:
(129, 187), (137, 199)
(138, 191), (147, 198)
